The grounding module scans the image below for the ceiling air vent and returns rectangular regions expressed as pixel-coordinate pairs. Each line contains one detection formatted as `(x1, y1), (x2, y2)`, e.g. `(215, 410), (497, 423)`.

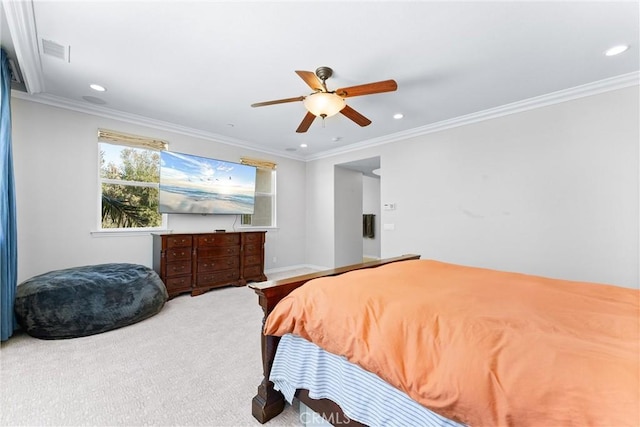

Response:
(41, 39), (70, 62)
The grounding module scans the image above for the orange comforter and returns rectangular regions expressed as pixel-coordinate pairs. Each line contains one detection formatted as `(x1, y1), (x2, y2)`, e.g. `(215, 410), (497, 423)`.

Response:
(264, 260), (639, 426)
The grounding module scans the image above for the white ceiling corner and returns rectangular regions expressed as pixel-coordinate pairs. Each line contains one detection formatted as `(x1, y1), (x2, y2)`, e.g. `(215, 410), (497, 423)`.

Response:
(2, 0), (43, 94)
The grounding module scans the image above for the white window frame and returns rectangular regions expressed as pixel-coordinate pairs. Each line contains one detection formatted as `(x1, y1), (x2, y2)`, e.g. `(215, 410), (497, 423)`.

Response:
(239, 168), (277, 229)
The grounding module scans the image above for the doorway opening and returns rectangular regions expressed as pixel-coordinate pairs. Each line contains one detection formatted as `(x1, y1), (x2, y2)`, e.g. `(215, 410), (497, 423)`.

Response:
(334, 157), (381, 267)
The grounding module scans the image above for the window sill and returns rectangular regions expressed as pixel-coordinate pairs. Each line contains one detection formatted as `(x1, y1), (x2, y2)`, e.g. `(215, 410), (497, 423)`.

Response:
(90, 228), (171, 237)
(92, 226), (278, 236)
(235, 226), (279, 231)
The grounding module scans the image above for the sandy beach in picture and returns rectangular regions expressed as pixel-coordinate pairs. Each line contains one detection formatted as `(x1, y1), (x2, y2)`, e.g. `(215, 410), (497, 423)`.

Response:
(159, 151), (256, 215)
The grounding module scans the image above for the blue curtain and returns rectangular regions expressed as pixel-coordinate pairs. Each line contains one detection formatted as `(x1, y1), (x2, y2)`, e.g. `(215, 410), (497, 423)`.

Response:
(1, 48), (18, 341)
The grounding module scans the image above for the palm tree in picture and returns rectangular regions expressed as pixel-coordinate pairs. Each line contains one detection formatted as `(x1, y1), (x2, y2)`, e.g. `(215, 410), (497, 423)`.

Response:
(100, 147), (162, 229)
(101, 194), (147, 228)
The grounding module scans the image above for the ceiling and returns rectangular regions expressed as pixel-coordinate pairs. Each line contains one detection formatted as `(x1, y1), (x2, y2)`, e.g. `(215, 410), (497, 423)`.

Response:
(1, 1), (638, 161)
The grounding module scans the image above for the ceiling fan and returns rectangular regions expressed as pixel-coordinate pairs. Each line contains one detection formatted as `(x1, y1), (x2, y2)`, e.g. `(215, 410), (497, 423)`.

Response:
(251, 66), (398, 133)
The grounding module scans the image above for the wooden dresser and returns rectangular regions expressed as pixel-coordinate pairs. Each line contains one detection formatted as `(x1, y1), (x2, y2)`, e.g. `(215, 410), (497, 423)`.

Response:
(152, 231), (267, 298)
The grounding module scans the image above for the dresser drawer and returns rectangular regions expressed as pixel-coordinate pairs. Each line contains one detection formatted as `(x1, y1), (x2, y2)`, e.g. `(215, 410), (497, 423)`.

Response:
(198, 246), (240, 258)
(244, 254), (262, 266)
(166, 235), (192, 248)
(198, 233), (240, 247)
(197, 269), (239, 286)
(244, 243), (262, 255)
(198, 256), (239, 273)
(165, 276), (192, 291)
(243, 265), (263, 278)
(243, 233), (263, 243)
(166, 247), (192, 261)
(166, 260), (191, 277)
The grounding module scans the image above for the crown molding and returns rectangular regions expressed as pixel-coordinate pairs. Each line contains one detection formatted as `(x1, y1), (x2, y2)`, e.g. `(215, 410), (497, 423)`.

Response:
(2, 0), (43, 94)
(306, 71), (640, 161)
(10, 91), (306, 161)
(11, 71), (638, 163)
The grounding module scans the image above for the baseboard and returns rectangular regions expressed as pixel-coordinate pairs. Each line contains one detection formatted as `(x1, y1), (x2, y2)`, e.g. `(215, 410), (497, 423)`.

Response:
(303, 264), (331, 271)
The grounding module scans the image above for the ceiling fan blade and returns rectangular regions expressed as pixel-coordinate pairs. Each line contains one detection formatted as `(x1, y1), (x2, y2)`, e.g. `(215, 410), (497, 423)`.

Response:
(296, 111), (316, 133)
(335, 79), (398, 98)
(251, 96), (305, 107)
(340, 105), (372, 127)
(295, 70), (324, 91)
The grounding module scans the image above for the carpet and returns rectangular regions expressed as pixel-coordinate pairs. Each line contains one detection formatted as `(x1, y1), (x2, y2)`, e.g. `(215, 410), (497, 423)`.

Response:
(1, 271), (312, 426)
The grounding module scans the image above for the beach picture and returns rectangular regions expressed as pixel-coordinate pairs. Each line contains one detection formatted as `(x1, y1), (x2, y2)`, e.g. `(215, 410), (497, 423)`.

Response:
(159, 151), (257, 214)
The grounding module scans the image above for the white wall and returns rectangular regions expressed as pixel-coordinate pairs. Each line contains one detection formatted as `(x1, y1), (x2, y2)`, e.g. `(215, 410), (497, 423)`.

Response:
(334, 166), (363, 267)
(306, 87), (639, 288)
(363, 175), (381, 259)
(305, 158), (334, 269)
(11, 98), (307, 282)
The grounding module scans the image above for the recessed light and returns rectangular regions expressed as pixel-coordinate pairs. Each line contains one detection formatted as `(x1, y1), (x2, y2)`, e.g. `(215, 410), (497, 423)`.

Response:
(90, 84), (106, 92)
(605, 45), (629, 56)
(331, 136), (342, 142)
(393, 113), (404, 119)
(300, 143), (308, 148)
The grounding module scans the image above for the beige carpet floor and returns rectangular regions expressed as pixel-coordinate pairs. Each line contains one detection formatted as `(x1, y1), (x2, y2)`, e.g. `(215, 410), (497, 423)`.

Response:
(1, 268), (316, 427)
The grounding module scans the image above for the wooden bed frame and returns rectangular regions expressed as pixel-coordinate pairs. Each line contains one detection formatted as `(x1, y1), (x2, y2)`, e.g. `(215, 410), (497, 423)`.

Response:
(249, 254), (420, 424)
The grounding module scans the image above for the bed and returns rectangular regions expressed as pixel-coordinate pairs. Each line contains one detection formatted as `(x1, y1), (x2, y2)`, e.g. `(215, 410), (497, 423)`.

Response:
(249, 255), (639, 426)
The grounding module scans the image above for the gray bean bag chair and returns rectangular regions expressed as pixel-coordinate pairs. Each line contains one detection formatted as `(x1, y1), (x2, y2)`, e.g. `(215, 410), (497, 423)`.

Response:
(15, 263), (168, 339)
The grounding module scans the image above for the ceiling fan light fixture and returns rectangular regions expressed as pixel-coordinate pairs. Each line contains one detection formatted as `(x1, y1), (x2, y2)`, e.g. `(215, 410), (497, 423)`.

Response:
(251, 67), (397, 132)
(303, 92), (346, 117)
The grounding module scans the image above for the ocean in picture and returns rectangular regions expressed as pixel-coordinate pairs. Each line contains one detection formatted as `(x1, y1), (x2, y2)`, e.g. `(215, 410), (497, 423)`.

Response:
(159, 151), (257, 214)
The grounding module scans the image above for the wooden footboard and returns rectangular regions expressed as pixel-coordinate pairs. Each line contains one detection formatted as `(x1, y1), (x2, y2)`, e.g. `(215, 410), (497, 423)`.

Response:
(249, 254), (420, 424)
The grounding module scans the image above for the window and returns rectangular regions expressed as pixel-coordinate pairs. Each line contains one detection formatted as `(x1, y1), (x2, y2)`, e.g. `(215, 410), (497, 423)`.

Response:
(98, 129), (167, 230)
(240, 158), (276, 227)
